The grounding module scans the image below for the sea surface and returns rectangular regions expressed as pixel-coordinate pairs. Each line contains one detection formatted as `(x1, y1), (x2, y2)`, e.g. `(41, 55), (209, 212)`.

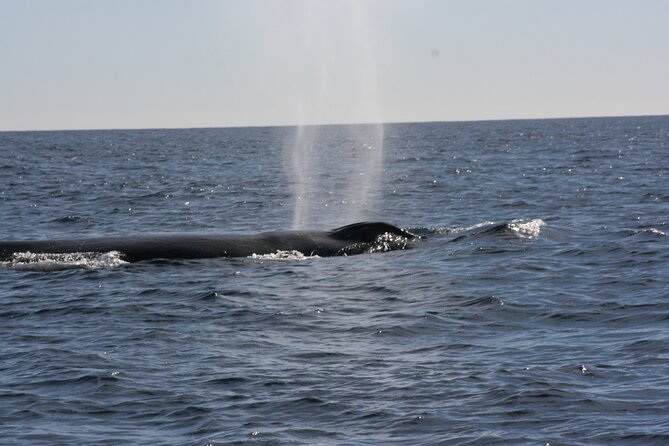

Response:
(1, 116), (668, 445)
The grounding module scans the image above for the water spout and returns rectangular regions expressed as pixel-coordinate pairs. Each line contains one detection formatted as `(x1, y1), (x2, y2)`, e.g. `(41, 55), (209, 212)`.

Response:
(287, 1), (383, 229)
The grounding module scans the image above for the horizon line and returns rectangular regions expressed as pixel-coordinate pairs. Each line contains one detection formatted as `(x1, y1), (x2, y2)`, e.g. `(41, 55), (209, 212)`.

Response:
(1, 112), (667, 134)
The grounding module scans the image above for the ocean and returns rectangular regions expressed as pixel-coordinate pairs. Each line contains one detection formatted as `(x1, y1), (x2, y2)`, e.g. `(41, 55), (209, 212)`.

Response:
(1, 115), (667, 445)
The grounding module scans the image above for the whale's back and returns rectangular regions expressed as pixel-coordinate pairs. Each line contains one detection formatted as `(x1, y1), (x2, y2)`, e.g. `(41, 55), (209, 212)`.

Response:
(329, 222), (416, 242)
(0, 222), (415, 262)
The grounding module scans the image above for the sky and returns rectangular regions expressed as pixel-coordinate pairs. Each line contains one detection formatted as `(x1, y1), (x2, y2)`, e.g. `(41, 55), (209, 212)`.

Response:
(1, 0), (668, 131)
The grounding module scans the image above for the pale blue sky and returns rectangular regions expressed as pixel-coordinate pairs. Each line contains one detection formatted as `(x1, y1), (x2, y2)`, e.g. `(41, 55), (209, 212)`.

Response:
(1, 0), (668, 131)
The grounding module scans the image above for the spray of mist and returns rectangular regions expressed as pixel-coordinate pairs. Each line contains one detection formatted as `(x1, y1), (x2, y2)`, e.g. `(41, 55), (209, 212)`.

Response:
(287, 1), (384, 229)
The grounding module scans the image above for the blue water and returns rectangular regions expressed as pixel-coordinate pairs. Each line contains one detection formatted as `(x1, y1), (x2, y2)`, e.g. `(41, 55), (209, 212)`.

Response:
(1, 116), (668, 445)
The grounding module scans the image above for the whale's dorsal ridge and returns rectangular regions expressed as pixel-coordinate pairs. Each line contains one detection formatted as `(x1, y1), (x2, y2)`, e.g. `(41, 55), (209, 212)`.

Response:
(329, 222), (415, 242)
(0, 222), (415, 263)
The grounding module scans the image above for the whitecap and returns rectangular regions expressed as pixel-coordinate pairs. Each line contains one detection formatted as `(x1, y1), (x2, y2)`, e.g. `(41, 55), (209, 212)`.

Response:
(2, 251), (128, 271)
(644, 228), (665, 236)
(248, 250), (320, 261)
(508, 218), (545, 239)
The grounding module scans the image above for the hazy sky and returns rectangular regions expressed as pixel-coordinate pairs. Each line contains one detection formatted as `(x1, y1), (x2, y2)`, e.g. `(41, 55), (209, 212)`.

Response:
(2, 0), (668, 131)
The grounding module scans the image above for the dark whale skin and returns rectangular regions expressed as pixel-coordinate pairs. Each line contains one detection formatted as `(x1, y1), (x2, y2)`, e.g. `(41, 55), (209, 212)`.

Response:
(0, 222), (415, 262)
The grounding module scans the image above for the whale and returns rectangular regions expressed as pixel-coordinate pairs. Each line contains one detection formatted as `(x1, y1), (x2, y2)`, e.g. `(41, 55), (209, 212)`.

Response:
(0, 222), (415, 263)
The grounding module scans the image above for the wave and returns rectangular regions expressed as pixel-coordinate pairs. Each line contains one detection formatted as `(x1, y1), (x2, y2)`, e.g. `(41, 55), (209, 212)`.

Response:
(409, 218), (545, 241)
(635, 227), (666, 237)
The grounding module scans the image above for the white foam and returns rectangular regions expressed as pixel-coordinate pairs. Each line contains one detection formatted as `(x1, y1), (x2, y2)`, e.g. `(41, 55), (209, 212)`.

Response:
(2, 251), (128, 271)
(645, 228), (665, 236)
(248, 250), (320, 261)
(366, 232), (411, 253)
(508, 218), (545, 239)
